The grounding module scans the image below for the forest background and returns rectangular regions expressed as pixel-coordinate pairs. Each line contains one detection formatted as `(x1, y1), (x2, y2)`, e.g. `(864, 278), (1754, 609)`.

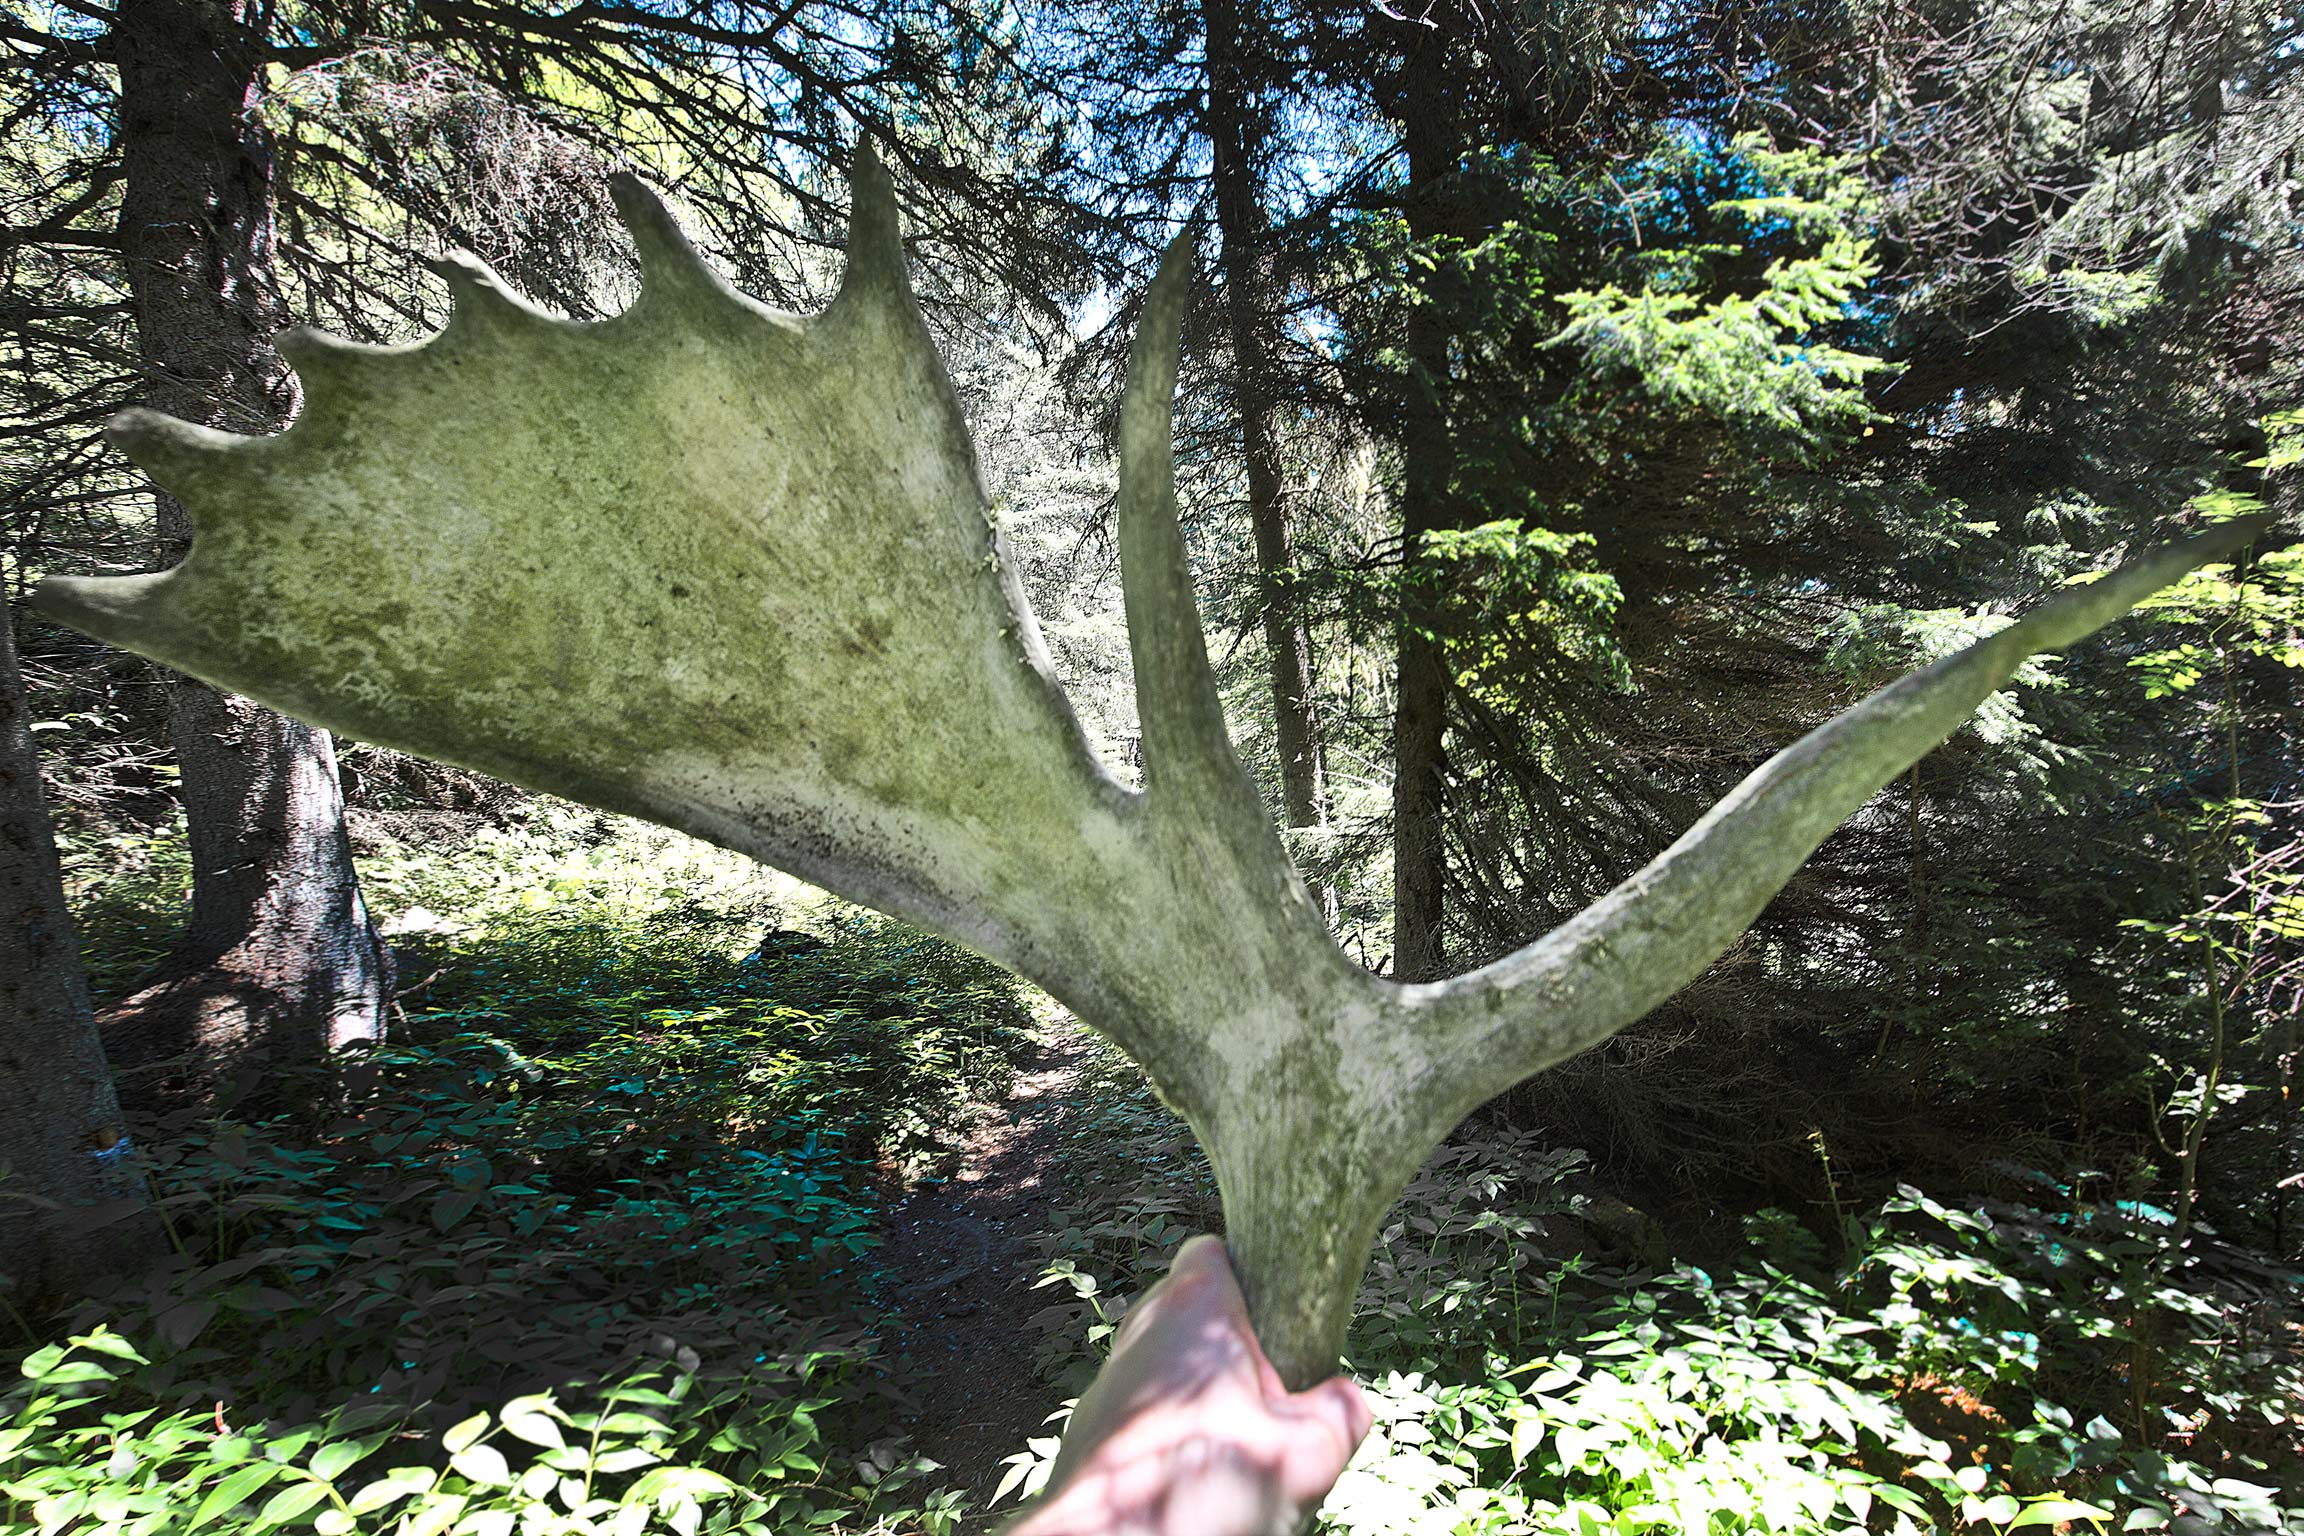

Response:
(2, 0), (2302, 1532)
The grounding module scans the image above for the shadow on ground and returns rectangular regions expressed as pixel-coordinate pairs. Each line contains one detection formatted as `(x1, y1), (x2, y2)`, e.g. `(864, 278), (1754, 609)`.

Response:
(876, 1022), (1093, 1523)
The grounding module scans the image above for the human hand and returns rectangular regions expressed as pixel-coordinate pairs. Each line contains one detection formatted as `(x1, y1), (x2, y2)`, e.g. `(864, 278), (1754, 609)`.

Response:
(1005, 1235), (1371, 1536)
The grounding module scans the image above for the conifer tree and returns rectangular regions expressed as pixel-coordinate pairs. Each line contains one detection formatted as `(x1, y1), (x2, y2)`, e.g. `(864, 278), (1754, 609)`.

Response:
(4, 0), (1084, 1088)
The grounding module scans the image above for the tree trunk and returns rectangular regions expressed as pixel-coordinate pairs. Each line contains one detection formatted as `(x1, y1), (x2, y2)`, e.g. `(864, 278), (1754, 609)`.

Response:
(1389, 27), (1461, 982)
(106, 0), (390, 1090)
(0, 590), (157, 1309)
(1203, 0), (1336, 923)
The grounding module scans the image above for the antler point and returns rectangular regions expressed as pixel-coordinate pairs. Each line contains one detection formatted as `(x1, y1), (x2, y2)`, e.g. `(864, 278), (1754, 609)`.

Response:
(607, 175), (712, 295)
(835, 134), (908, 303)
(274, 325), (354, 374)
(106, 407), (249, 470)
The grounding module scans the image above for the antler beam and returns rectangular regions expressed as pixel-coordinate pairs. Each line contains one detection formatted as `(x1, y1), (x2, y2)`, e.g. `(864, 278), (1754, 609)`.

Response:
(38, 144), (2273, 1390)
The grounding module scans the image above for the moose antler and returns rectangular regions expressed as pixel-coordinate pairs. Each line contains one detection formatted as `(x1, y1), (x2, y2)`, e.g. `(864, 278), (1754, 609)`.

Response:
(39, 143), (2271, 1388)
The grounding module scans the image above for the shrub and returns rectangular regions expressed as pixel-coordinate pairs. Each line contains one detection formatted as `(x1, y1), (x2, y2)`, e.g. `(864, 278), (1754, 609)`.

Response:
(1008, 1038), (2302, 1534)
(0, 1331), (961, 1536)
(13, 812), (1040, 1536)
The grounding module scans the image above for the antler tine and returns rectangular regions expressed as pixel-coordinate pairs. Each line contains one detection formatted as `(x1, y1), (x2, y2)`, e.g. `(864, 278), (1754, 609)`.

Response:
(1112, 230), (1347, 969)
(34, 146), (1139, 1003)
(609, 173), (725, 304)
(1118, 235), (1261, 812)
(830, 138), (909, 308)
(1410, 513), (2278, 1121)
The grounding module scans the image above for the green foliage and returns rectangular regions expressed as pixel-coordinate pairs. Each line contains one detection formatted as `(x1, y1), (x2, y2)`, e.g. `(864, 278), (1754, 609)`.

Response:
(1532, 134), (1890, 464)
(1322, 1174), (2303, 1536)
(1021, 1044), (1221, 1390)
(1825, 604), (2070, 758)
(1413, 522), (1629, 706)
(26, 809), (2304, 1536)
(2119, 412), (2304, 695)
(2109, 427), (2304, 1241)
(60, 817), (195, 1003)
(13, 813), (1037, 1535)
(2127, 549), (2304, 704)
(1349, 1132), (1588, 1372)
(1549, 223), (1886, 451)
(0, 1334), (961, 1536)
(1012, 1041), (2302, 1535)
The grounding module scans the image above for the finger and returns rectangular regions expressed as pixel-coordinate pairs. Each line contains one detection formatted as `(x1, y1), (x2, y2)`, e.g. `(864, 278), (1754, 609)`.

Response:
(1311, 1375), (1374, 1448)
(1169, 1233), (1231, 1277)
(1118, 1236), (1228, 1350)
(1252, 1347), (1288, 1401)
(1290, 1376), (1373, 1473)
(1273, 1378), (1372, 1504)
(1167, 1236), (1253, 1332)
(1290, 1374), (1369, 1442)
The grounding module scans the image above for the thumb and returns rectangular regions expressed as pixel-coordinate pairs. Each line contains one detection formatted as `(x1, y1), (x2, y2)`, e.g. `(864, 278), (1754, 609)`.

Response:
(1275, 1374), (1372, 1503)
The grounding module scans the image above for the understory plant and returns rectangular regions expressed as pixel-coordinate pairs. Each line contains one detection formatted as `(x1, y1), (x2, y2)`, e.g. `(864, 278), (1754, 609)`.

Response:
(1, 1334), (958, 1536)
(1011, 1039), (2304, 1535)
(6, 815), (1037, 1535)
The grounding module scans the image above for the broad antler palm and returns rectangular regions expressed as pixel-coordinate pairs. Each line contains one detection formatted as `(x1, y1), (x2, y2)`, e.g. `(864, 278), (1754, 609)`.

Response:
(39, 145), (2270, 1386)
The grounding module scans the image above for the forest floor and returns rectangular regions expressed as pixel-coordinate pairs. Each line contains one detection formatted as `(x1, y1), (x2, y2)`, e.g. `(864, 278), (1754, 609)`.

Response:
(877, 1017), (1092, 1521)
(29, 818), (2301, 1536)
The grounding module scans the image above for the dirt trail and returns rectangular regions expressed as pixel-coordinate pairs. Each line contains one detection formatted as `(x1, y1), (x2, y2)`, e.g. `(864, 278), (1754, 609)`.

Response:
(878, 1020), (1091, 1519)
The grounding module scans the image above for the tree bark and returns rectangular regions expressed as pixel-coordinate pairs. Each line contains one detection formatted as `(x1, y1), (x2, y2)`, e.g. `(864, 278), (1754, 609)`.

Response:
(1389, 26), (1461, 981)
(1203, 0), (1336, 923)
(0, 590), (157, 1308)
(106, 0), (390, 1089)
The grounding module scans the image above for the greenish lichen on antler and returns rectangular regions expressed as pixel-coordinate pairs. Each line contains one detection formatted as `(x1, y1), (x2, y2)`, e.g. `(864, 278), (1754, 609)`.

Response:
(38, 142), (2272, 1391)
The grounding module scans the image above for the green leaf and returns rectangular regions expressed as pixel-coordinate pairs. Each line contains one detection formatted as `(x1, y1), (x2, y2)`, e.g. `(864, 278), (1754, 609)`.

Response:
(69, 1332), (148, 1364)
(1871, 1483), (1930, 1518)
(345, 1472), (429, 1516)
(989, 1457), (1033, 1507)
(253, 1480), (331, 1529)
(26, 1362), (114, 1386)
(17, 1343), (65, 1379)
(450, 1445), (512, 1487)
(2010, 1499), (2116, 1529)
(499, 1412), (564, 1450)
(309, 1441), (364, 1482)
(32, 1490), (89, 1536)
(193, 1463), (280, 1526)
(430, 1190), (481, 1232)
(1509, 1411), (1543, 1465)
(441, 1415), (490, 1455)
(595, 1414), (666, 1436)
(157, 1299), (220, 1350)
(401, 1493), (469, 1536)
(1839, 1481), (1874, 1523)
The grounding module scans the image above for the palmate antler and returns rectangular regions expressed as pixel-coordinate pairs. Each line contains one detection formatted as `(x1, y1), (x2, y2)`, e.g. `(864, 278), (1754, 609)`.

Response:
(40, 144), (2269, 1387)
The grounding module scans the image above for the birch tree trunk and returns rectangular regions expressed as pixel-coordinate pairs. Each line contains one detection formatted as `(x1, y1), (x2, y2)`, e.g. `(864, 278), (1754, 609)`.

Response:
(0, 591), (155, 1306)
(104, 0), (390, 1088)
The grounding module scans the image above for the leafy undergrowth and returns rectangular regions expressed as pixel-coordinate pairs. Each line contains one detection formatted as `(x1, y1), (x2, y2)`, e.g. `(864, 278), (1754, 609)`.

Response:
(1010, 1038), (2304, 1535)
(17, 811), (2304, 1535)
(8, 812), (1037, 1536)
